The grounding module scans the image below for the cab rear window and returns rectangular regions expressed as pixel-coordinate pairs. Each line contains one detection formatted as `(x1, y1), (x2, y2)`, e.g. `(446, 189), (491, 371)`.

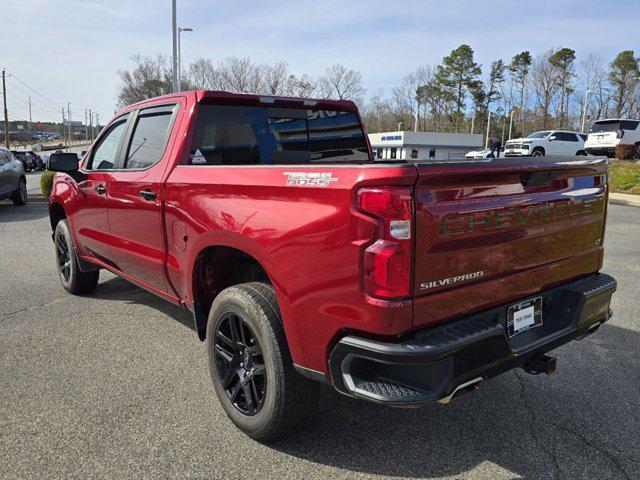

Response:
(189, 105), (370, 165)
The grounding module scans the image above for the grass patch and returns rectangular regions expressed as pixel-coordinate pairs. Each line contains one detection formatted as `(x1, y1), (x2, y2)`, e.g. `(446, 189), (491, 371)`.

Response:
(609, 160), (640, 195)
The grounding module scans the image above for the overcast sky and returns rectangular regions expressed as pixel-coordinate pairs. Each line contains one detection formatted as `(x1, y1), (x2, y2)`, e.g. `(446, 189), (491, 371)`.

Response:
(2, 0), (638, 124)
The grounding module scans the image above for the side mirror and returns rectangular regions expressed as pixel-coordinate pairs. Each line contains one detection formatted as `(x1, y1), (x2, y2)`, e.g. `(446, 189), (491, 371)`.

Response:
(47, 153), (80, 172)
(548, 136), (556, 141)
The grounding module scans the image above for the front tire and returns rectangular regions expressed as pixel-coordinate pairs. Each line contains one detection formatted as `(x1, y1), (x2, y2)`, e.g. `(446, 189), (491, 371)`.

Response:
(531, 148), (545, 157)
(206, 282), (319, 441)
(54, 220), (99, 294)
(12, 179), (27, 206)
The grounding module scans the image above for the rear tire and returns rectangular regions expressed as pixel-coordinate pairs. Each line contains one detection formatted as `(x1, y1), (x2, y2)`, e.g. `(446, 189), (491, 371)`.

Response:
(11, 179), (27, 206)
(54, 219), (99, 294)
(206, 282), (319, 441)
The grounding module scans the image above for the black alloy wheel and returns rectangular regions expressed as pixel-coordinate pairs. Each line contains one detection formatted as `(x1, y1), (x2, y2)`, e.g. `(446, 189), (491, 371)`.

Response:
(13, 180), (27, 205)
(214, 312), (267, 416)
(56, 231), (72, 282)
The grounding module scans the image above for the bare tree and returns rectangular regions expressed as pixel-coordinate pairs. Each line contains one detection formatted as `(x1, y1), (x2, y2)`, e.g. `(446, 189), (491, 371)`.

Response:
(117, 54), (173, 107)
(218, 56), (264, 93)
(282, 74), (317, 97)
(188, 58), (224, 90)
(530, 50), (561, 129)
(577, 53), (611, 124)
(262, 61), (289, 95)
(360, 88), (395, 133)
(318, 64), (366, 103)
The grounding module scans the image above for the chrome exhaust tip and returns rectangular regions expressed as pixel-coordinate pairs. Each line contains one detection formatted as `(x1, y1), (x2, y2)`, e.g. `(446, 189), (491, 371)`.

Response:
(438, 377), (483, 404)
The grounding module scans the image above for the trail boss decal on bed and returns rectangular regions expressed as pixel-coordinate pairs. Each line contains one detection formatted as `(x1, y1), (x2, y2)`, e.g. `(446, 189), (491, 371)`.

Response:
(440, 197), (602, 236)
(283, 172), (338, 187)
(420, 271), (484, 291)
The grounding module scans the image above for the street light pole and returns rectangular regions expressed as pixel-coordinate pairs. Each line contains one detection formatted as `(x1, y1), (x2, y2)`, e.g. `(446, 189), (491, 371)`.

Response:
(2, 69), (9, 148)
(580, 90), (593, 133)
(485, 110), (491, 148)
(177, 27), (193, 92)
(171, 0), (178, 93)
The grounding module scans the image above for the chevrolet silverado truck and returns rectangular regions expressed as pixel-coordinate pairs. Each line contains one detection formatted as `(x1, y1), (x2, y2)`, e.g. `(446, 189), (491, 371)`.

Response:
(47, 91), (617, 440)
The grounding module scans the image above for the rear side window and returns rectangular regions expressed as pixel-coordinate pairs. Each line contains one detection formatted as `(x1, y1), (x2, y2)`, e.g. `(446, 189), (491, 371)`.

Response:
(189, 105), (369, 165)
(555, 132), (578, 142)
(124, 106), (175, 169)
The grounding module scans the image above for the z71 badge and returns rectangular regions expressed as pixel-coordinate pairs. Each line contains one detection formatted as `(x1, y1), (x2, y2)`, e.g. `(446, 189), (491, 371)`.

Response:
(283, 172), (338, 187)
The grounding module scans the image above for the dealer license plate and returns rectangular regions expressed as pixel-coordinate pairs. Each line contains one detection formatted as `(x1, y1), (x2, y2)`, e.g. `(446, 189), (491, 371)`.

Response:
(507, 297), (542, 338)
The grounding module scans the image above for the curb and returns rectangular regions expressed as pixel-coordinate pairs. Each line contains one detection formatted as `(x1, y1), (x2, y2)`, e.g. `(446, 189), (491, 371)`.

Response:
(609, 193), (640, 207)
(27, 195), (49, 203)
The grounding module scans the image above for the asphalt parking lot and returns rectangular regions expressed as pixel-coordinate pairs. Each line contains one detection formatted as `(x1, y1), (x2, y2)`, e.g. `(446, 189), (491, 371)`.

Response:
(1, 202), (639, 480)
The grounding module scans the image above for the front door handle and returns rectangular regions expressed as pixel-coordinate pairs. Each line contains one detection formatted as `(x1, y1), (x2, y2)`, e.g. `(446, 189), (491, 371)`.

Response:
(94, 185), (106, 195)
(139, 189), (157, 201)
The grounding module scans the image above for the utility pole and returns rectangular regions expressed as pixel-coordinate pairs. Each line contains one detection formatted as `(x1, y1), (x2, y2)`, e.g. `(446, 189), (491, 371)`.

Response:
(28, 97), (32, 145)
(89, 110), (93, 141)
(95, 113), (100, 136)
(2, 69), (9, 148)
(171, 0), (178, 93)
(470, 114), (475, 134)
(61, 108), (66, 150)
(84, 109), (89, 142)
(67, 103), (72, 148)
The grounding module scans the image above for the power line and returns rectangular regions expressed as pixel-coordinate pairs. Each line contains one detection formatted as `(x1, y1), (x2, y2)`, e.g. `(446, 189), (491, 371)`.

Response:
(6, 71), (62, 109)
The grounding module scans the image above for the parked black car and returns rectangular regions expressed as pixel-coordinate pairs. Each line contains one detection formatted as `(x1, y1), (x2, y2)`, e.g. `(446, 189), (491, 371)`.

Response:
(0, 147), (27, 205)
(11, 150), (43, 172)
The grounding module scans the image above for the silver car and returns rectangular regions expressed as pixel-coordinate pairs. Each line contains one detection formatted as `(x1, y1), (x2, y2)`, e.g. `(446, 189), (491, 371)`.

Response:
(0, 147), (27, 206)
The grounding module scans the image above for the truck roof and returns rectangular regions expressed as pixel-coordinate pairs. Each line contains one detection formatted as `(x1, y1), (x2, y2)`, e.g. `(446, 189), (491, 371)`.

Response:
(126, 90), (358, 112)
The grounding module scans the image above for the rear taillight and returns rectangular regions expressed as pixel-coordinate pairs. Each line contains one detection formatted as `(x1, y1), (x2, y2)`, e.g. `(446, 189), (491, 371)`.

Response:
(357, 187), (413, 299)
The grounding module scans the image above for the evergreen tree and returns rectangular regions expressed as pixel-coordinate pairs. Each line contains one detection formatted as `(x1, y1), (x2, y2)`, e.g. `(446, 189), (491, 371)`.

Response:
(609, 50), (640, 117)
(509, 51), (532, 133)
(549, 48), (576, 127)
(435, 44), (482, 130)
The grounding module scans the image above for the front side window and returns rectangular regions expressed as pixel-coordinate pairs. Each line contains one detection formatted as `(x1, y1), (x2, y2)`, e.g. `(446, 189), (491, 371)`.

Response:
(86, 119), (128, 170)
(189, 105), (370, 165)
(125, 109), (173, 169)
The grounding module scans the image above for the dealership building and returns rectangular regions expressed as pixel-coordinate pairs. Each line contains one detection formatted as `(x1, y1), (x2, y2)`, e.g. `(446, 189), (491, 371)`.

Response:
(368, 131), (484, 161)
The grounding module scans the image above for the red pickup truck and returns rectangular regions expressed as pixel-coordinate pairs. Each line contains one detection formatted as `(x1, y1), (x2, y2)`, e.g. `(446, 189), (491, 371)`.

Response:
(47, 91), (616, 440)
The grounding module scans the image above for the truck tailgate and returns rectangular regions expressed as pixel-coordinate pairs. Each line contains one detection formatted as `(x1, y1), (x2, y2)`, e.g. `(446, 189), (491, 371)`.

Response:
(412, 157), (609, 330)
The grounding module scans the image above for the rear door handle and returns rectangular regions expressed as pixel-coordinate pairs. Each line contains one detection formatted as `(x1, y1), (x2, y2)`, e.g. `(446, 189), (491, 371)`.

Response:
(94, 185), (106, 195)
(139, 189), (157, 201)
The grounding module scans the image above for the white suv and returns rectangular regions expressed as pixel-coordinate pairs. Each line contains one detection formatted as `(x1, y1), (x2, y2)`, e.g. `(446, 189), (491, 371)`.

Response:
(585, 119), (640, 157)
(504, 131), (587, 157)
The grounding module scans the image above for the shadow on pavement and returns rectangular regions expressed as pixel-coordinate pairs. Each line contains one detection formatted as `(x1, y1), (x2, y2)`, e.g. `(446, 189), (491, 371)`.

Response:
(88, 276), (194, 331)
(0, 202), (49, 224)
(83, 265), (638, 478)
(267, 321), (639, 479)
